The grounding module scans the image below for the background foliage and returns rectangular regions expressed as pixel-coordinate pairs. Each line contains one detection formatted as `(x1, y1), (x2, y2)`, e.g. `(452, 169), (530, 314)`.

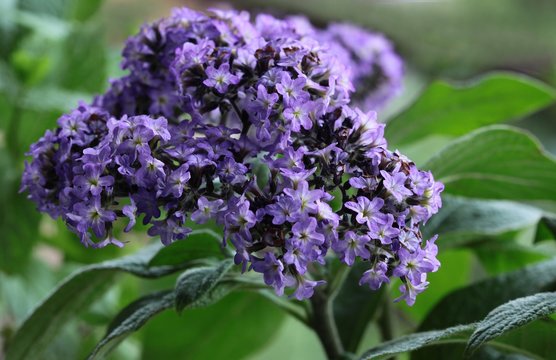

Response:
(1, 0), (556, 359)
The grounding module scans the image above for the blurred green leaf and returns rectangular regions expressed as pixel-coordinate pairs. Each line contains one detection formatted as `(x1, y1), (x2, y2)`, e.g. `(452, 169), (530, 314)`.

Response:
(423, 195), (543, 247)
(18, 0), (104, 22)
(475, 241), (554, 274)
(358, 324), (475, 360)
(88, 291), (175, 360)
(386, 73), (555, 147)
(142, 292), (286, 360)
(419, 258), (556, 331)
(5, 244), (190, 360)
(0, 148), (40, 274)
(174, 259), (234, 312)
(49, 23), (107, 93)
(466, 292), (556, 355)
(425, 126), (556, 206)
(148, 229), (225, 267)
(333, 262), (385, 353)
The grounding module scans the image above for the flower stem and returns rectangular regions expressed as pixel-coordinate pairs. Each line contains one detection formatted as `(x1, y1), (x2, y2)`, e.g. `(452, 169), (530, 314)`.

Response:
(310, 288), (345, 360)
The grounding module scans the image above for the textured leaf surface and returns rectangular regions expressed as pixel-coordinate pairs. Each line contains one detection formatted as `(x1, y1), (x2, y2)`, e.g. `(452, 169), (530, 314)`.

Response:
(385, 73), (555, 147)
(420, 258), (556, 331)
(466, 292), (556, 354)
(425, 126), (556, 203)
(148, 229), (224, 267)
(423, 195), (543, 246)
(174, 259), (234, 312)
(359, 324), (475, 360)
(87, 291), (175, 360)
(6, 244), (188, 360)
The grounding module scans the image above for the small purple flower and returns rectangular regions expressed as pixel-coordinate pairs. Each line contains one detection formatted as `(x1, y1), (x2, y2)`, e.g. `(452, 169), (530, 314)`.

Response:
(381, 170), (412, 203)
(393, 248), (434, 285)
(73, 165), (114, 197)
(67, 197), (116, 239)
(292, 277), (326, 300)
(265, 196), (300, 225)
(203, 63), (240, 93)
(290, 217), (325, 250)
(164, 165), (191, 198)
(122, 198), (137, 232)
(345, 196), (384, 226)
(252, 252), (289, 295)
(284, 181), (323, 214)
(395, 276), (429, 306)
(359, 261), (390, 290)
(275, 72), (307, 105)
(333, 231), (371, 265)
(191, 197), (225, 224)
(283, 101), (316, 132)
(369, 213), (399, 245)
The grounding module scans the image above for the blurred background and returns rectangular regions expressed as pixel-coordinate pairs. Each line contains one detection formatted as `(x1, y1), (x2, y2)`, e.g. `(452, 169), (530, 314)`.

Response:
(1, 0), (556, 358)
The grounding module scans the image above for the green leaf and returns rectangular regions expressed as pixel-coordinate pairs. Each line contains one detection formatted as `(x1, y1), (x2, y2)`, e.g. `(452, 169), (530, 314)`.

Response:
(425, 126), (556, 204)
(174, 259), (235, 312)
(142, 293), (286, 360)
(0, 149), (40, 274)
(385, 73), (555, 147)
(6, 244), (189, 360)
(87, 291), (175, 360)
(358, 323), (476, 360)
(334, 262), (385, 353)
(423, 195), (543, 247)
(18, 0), (104, 22)
(419, 258), (556, 331)
(466, 292), (556, 355)
(48, 23), (107, 93)
(148, 229), (225, 267)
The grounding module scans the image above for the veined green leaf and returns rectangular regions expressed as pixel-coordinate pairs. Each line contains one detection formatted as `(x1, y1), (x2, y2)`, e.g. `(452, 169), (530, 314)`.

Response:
(425, 126), (556, 204)
(466, 292), (556, 355)
(386, 73), (555, 147)
(87, 291), (175, 360)
(419, 258), (556, 331)
(359, 324), (476, 360)
(5, 244), (189, 360)
(174, 259), (235, 312)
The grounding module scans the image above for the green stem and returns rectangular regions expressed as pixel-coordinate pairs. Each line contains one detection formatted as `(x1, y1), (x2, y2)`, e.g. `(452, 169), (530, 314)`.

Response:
(310, 288), (345, 360)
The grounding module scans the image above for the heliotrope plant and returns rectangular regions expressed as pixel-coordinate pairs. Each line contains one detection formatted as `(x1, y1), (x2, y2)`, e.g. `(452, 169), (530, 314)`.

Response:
(21, 7), (441, 313)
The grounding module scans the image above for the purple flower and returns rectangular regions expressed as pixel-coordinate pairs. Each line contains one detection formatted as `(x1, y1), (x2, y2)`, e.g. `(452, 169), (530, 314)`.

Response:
(393, 248), (434, 284)
(333, 231), (370, 265)
(292, 277), (326, 300)
(275, 72), (308, 105)
(21, 8), (442, 305)
(359, 261), (390, 290)
(265, 196), (300, 225)
(345, 196), (384, 226)
(203, 63), (240, 93)
(284, 181), (323, 214)
(381, 170), (412, 203)
(290, 217), (325, 250)
(283, 101), (316, 132)
(252, 252), (289, 296)
(369, 213), (399, 245)
(122, 198), (137, 232)
(191, 197), (225, 224)
(67, 197), (116, 240)
(73, 165), (114, 197)
(395, 277), (429, 306)
(164, 165), (191, 198)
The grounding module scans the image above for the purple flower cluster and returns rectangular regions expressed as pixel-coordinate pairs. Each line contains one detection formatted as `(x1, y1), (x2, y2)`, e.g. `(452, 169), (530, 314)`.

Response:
(21, 8), (441, 305)
(317, 23), (404, 110)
